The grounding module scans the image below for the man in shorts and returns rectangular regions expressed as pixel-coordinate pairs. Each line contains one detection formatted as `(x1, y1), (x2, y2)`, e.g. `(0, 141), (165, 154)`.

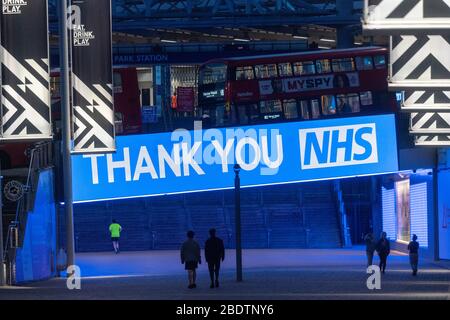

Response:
(109, 219), (122, 254)
(180, 230), (201, 289)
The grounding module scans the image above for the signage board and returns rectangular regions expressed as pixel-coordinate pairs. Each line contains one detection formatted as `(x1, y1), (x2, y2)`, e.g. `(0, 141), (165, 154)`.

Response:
(72, 114), (399, 203)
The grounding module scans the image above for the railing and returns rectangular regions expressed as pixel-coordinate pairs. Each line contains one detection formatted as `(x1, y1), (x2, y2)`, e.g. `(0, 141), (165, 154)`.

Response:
(333, 180), (352, 248)
(2, 142), (53, 285)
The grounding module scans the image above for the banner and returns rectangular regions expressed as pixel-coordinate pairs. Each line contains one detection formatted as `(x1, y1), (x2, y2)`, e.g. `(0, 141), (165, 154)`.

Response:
(71, 114), (399, 203)
(389, 35), (450, 89)
(176, 87), (195, 112)
(363, 0), (450, 33)
(0, 0), (51, 141)
(70, 0), (115, 153)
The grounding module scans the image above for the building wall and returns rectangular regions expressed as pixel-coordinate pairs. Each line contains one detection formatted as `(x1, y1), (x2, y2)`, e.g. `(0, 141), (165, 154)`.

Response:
(15, 169), (57, 283)
(380, 171), (436, 260)
(437, 149), (450, 260)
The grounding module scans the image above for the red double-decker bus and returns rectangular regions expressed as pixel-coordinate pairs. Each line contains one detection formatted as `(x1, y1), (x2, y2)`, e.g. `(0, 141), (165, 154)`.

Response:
(198, 47), (396, 127)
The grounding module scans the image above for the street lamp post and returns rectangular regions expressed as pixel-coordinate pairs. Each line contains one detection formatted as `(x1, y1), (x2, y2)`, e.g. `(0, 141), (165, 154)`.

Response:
(0, 168), (5, 286)
(59, 0), (75, 268)
(234, 164), (242, 282)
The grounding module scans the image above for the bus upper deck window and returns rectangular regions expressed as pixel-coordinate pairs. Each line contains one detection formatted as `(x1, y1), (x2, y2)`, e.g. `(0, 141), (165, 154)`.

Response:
(315, 59), (331, 74)
(360, 91), (373, 106)
(293, 61), (315, 76)
(278, 63), (292, 77)
(283, 99), (298, 119)
(255, 64), (277, 79)
(236, 66), (254, 80)
(355, 56), (373, 70)
(374, 55), (386, 69)
(332, 58), (355, 72)
(321, 95), (336, 115)
(113, 72), (123, 93)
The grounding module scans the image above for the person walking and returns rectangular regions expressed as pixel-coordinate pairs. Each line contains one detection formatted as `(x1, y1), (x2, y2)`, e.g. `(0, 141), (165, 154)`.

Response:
(376, 232), (390, 274)
(109, 219), (122, 254)
(205, 228), (225, 288)
(180, 230), (201, 289)
(408, 234), (419, 276)
(364, 232), (376, 267)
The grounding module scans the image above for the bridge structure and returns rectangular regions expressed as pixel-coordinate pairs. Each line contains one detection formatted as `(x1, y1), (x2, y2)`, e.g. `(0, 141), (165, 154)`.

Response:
(47, 0), (368, 49)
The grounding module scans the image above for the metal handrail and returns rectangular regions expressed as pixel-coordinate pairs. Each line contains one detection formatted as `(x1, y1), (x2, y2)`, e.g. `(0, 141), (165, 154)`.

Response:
(2, 142), (52, 261)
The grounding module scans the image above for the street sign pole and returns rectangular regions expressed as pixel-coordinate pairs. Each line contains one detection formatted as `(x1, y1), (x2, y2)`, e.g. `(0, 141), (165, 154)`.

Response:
(59, 0), (75, 268)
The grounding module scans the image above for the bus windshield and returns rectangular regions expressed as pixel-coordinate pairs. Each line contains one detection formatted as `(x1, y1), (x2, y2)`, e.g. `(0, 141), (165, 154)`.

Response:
(199, 63), (227, 105)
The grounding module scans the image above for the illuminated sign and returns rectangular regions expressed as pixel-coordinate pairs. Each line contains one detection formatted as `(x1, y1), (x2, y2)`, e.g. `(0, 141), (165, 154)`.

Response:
(72, 114), (399, 203)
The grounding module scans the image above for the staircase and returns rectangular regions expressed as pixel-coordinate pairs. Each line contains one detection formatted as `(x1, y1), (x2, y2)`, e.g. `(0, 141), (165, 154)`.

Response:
(73, 180), (344, 251)
(302, 181), (342, 248)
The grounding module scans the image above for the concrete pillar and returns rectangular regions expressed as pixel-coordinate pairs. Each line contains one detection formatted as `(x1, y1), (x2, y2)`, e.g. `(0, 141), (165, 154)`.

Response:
(336, 0), (354, 49)
(337, 26), (354, 49)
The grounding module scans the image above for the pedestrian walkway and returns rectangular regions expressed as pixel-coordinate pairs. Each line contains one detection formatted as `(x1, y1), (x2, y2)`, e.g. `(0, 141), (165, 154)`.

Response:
(0, 248), (449, 300)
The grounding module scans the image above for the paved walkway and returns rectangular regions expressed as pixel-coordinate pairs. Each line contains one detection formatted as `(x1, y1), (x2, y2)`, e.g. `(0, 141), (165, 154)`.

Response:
(0, 248), (449, 300)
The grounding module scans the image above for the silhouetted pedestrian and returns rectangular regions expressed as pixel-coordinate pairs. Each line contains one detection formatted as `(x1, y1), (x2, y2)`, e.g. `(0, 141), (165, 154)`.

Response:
(205, 228), (225, 288)
(109, 219), (122, 254)
(408, 234), (419, 276)
(180, 230), (201, 289)
(364, 232), (376, 267)
(376, 232), (390, 273)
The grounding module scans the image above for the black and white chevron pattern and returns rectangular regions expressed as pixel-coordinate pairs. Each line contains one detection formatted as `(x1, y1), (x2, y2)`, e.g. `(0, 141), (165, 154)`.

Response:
(390, 35), (450, 88)
(410, 112), (450, 133)
(402, 90), (450, 110)
(0, 46), (51, 140)
(72, 74), (115, 152)
(414, 134), (450, 146)
(367, 0), (450, 19)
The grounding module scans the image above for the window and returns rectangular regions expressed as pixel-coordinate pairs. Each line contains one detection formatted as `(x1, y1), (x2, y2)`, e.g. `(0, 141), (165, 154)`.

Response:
(50, 76), (60, 97)
(332, 58), (355, 72)
(374, 55), (386, 69)
(260, 100), (282, 114)
(283, 99), (298, 119)
(236, 66), (255, 80)
(315, 59), (331, 74)
(210, 103), (234, 127)
(255, 64), (278, 79)
(200, 63), (227, 84)
(347, 93), (360, 112)
(321, 95), (336, 115)
(293, 61), (315, 75)
(311, 99), (321, 119)
(237, 105), (248, 124)
(336, 94), (349, 113)
(248, 104), (260, 122)
(278, 63), (293, 77)
(355, 56), (373, 70)
(360, 91), (373, 106)
(299, 100), (310, 120)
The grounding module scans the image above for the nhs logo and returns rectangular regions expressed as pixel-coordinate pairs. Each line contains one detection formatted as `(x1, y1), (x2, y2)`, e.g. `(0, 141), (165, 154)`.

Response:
(299, 123), (379, 170)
